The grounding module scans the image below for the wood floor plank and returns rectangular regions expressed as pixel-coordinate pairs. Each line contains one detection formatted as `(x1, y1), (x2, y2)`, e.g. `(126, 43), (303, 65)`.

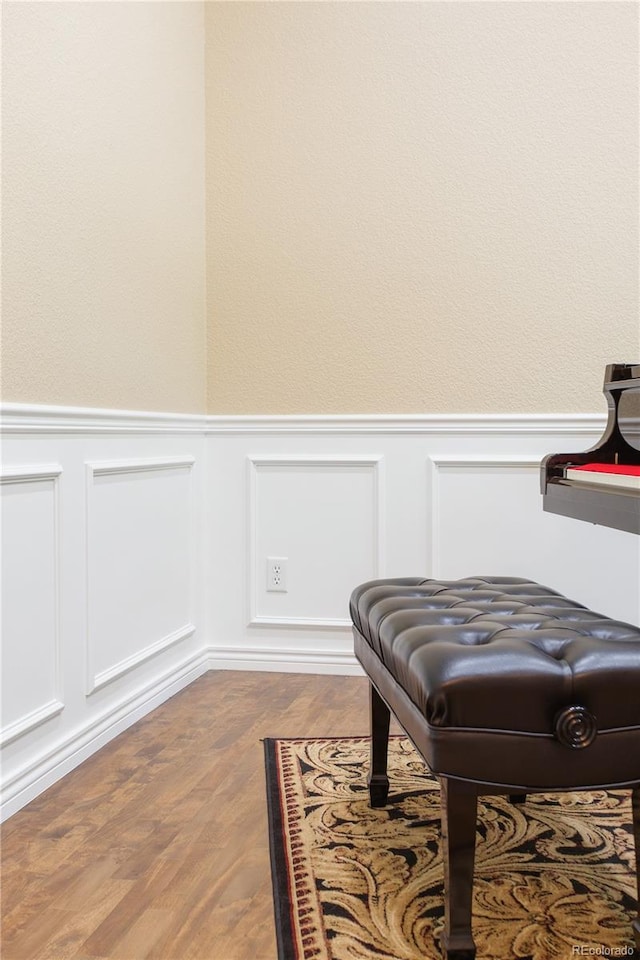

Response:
(1, 671), (370, 959)
(36, 882), (134, 960)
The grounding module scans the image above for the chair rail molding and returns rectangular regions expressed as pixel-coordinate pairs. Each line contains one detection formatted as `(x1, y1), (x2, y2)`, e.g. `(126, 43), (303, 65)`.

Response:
(1, 403), (206, 435)
(206, 412), (606, 437)
(2, 404), (607, 437)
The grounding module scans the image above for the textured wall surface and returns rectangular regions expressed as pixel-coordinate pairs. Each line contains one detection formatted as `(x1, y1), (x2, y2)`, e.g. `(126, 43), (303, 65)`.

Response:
(2, 2), (637, 416)
(205, 1), (639, 414)
(2, 2), (207, 413)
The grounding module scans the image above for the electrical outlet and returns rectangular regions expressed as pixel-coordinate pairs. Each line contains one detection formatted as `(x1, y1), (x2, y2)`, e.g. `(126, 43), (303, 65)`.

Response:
(267, 557), (288, 592)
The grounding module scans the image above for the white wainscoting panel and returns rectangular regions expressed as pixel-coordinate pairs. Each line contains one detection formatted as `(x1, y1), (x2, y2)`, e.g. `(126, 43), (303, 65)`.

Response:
(248, 456), (384, 627)
(2, 404), (639, 819)
(85, 457), (195, 694)
(207, 414), (639, 673)
(1, 466), (63, 745)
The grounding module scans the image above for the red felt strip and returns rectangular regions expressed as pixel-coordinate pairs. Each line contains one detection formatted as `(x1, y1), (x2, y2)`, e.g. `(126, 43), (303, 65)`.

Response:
(573, 462), (640, 477)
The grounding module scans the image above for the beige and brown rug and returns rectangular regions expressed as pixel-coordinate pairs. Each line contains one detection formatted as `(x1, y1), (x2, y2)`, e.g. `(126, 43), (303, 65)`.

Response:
(264, 736), (637, 960)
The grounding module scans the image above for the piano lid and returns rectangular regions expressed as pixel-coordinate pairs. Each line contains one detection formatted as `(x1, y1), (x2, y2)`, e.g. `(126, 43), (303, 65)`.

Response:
(541, 363), (640, 535)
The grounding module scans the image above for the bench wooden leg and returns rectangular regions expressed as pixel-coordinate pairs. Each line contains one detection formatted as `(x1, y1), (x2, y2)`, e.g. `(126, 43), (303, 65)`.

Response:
(368, 683), (390, 807)
(439, 777), (478, 960)
(633, 785), (640, 950)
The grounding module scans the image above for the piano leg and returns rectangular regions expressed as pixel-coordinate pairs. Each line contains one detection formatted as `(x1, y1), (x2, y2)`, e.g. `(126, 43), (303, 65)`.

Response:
(633, 785), (640, 950)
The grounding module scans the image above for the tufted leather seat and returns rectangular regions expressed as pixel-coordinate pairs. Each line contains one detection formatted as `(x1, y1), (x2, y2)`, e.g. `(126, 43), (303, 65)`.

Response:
(352, 575), (640, 790)
(351, 575), (640, 958)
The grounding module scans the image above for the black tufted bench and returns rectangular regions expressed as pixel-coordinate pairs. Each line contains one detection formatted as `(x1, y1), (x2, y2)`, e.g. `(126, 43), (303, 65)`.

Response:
(350, 576), (640, 959)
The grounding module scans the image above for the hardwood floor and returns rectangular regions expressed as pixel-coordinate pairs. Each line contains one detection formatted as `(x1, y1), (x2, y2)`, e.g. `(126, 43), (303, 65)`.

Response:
(1, 671), (378, 960)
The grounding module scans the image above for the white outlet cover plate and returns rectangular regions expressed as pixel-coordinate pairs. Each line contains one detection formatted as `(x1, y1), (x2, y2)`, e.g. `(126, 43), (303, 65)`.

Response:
(267, 556), (288, 592)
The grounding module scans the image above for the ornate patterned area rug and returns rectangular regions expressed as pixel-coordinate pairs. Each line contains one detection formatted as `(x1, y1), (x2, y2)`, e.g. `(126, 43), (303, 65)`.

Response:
(264, 736), (637, 960)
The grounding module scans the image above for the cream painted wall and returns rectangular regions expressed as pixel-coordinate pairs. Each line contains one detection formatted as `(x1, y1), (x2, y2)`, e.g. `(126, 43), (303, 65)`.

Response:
(205, 1), (639, 414)
(2, 2), (637, 416)
(2, 1), (207, 413)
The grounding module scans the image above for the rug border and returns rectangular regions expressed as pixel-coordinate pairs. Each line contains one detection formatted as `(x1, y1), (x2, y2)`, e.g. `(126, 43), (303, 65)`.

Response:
(264, 737), (299, 960)
(264, 735), (403, 960)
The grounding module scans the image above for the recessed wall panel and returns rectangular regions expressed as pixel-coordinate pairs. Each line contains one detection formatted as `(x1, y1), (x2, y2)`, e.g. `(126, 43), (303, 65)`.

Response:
(86, 459), (194, 692)
(250, 458), (382, 625)
(431, 457), (640, 623)
(1, 469), (62, 742)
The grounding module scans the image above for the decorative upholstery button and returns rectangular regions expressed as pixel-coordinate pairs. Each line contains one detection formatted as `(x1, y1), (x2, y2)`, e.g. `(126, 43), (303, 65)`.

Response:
(554, 705), (597, 749)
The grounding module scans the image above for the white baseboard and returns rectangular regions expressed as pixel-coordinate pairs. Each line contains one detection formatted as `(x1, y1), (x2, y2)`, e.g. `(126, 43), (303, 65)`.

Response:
(207, 645), (364, 675)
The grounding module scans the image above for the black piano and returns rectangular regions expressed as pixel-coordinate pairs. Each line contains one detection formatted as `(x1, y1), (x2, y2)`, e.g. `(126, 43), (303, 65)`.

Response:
(542, 363), (640, 535)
